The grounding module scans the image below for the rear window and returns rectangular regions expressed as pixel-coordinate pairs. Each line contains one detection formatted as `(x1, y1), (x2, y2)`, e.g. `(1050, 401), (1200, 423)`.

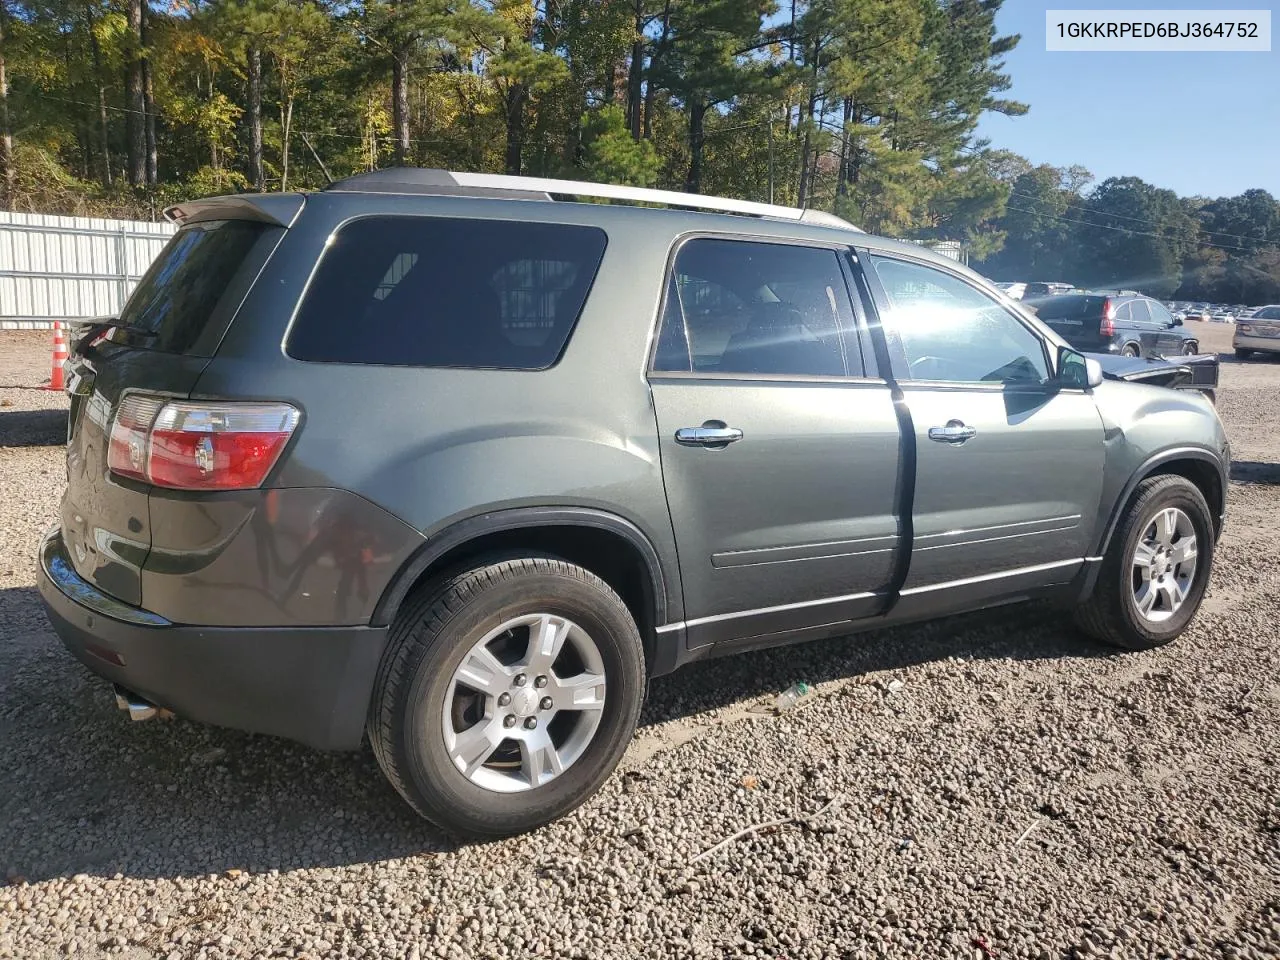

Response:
(1253, 307), (1280, 320)
(1032, 295), (1106, 320)
(117, 219), (269, 354)
(287, 216), (608, 369)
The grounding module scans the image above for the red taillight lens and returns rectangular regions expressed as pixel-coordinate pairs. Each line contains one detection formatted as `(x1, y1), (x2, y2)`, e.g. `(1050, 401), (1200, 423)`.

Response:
(108, 397), (299, 490)
(107, 395), (164, 482)
(1100, 298), (1115, 337)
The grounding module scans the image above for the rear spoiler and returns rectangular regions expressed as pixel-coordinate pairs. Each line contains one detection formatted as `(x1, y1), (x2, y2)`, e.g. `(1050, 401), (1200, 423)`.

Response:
(164, 193), (305, 229)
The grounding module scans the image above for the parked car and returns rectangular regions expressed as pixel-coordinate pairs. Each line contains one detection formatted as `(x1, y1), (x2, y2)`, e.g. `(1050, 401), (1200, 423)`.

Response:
(995, 281), (1026, 300)
(1184, 307), (1212, 322)
(38, 170), (1229, 837)
(1210, 310), (1236, 323)
(1032, 293), (1200, 358)
(1234, 305), (1280, 359)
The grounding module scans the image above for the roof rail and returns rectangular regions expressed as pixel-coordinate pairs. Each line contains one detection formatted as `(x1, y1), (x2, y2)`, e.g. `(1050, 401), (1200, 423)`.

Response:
(326, 168), (863, 233)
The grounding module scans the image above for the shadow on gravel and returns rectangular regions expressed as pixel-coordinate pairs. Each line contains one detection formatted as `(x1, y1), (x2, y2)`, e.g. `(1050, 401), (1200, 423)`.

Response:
(0, 584), (1108, 884)
(0, 408), (67, 447)
(1230, 460), (1280, 485)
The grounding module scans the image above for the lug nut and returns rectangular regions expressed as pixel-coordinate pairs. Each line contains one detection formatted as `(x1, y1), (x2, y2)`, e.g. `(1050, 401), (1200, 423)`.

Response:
(534, 675), (548, 688)
(497, 692), (511, 707)
(513, 674), (528, 687)
(503, 715), (516, 728)
(523, 717), (538, 730)
(540, 697), (553, 711)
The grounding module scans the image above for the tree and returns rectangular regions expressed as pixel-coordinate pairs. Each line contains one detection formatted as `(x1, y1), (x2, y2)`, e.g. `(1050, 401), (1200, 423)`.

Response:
(1076, 177), (1199, 298)
(580, 103), (658, 185)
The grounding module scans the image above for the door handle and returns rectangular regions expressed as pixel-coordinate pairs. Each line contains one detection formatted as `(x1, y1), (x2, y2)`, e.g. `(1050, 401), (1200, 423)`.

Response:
(675, 421), (743, 448)
(927, 420), (977, 444)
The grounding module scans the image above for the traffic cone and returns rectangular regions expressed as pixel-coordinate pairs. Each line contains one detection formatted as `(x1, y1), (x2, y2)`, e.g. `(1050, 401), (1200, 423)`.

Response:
(48, 321), (68, 391)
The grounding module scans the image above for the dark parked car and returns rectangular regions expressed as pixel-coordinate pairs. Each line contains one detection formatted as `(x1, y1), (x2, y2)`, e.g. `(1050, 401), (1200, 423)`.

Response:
(1032, 293), (1200, 358)
(39, 170), (1229, 837)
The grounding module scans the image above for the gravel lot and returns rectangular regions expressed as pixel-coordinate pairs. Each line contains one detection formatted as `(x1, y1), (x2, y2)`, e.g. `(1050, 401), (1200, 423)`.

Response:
(1, 325), (1277, 960)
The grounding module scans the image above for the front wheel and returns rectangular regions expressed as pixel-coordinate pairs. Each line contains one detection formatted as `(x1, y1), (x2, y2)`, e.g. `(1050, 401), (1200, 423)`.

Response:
(368, 556), (645, 837)
(1074, 475), (1214, 650)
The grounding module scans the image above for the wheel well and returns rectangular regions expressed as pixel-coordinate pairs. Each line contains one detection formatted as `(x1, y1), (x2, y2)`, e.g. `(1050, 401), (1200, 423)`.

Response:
(1140, 458), (1224, 537)
(388, 525), (659, 667)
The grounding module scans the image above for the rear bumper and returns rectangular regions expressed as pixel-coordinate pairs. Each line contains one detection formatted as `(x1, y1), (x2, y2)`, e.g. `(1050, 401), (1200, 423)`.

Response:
(37, 527), (386, 750)
(1233, 334), (1280, 353)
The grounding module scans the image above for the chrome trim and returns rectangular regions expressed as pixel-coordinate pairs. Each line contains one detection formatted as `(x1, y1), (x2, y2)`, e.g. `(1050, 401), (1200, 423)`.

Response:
(914, 515), (1081, 541)
(912, 524), (1079, 553)
(39, 527), (171, 627)
(682, 589), (878, 630)
(900, 558), (1082, 596)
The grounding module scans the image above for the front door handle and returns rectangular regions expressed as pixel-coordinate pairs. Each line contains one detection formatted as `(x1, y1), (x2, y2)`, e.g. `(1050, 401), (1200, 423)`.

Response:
(927, 420), (977, 444)
(675, 421), (743, 448)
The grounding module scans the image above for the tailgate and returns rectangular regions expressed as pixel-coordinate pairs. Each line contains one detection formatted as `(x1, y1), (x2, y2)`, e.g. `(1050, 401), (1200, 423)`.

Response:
(60, 217), (285, 607)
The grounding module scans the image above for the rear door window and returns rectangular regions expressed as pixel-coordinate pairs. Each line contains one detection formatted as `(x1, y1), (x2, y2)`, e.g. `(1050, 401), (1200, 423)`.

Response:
(116, 219), (271, 355)
(287, 216), (607, 369)
(1130, 300), (1151, 323)
(651, 238), (858, 377)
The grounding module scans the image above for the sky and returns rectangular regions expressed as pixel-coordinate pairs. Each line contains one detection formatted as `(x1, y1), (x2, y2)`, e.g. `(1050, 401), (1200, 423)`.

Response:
(974, 2), (1280, 199)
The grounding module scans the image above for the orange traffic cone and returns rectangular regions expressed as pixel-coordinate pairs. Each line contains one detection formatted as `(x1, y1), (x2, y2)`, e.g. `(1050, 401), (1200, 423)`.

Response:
(48, 321), (68, 391)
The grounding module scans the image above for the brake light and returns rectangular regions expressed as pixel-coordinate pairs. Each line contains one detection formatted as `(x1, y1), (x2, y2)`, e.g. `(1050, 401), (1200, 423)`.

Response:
(1100, 298), (1116, 337)
(107, 396), (299, 490)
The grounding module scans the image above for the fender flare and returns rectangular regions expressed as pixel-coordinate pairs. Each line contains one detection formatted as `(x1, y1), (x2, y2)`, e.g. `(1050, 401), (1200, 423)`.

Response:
(369, 506), (672, 630)
(1092, 445), (1227, 559)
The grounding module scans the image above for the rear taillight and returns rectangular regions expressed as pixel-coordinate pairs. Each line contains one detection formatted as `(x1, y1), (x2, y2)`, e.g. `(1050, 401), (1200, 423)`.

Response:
(1100, 298), (1116, 337)
(107, 396), (299, 490)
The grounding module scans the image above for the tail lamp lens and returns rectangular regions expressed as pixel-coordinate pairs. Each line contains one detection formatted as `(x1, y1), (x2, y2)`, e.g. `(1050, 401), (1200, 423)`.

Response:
(107, 397), (299, 490)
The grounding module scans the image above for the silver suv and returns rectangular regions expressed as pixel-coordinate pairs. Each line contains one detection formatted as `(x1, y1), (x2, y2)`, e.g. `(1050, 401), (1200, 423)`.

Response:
(38, 170), (1229, 837)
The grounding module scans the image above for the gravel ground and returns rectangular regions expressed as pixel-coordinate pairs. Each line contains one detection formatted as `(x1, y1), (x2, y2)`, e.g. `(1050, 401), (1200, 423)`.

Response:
(1, 325), (1277, 960)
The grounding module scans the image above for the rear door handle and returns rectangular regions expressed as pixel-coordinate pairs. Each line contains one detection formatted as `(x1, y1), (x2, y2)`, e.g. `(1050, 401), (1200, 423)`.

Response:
(927, 420), (977, 444)
(675, 421), (743, 448)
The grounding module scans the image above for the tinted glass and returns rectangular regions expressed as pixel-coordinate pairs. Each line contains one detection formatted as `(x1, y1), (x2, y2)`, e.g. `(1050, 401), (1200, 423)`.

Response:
(1033, 295), (1107, 320)
(288, 217), (607, 369)
(1149, 301), (1173, 325)
(117, 220), (268, 355)
(1253, 307), (1280, 319)
(653, 238), (855, 377)
(870, 256), (1049, 384)
(1129, 299), (1151, 323)
(1113, 302), (1132, 321)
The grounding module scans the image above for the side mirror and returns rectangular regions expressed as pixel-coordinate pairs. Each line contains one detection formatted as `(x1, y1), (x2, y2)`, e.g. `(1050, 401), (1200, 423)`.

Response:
(1056, 346), (1104, 389)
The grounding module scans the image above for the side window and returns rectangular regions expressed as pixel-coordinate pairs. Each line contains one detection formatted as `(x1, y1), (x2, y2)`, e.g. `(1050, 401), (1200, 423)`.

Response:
(1113, 302), (1133, 322)
(652, 238), (857, 378)
(1148, 301), (1173, 325)
(1130, 299), (1151, 323)
(288, 216), (607, 369)
(868, 255), (1049, 384)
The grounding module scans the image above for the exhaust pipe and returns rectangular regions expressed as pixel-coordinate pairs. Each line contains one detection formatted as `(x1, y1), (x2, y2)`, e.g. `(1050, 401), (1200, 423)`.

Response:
(113, 684), (158, 722)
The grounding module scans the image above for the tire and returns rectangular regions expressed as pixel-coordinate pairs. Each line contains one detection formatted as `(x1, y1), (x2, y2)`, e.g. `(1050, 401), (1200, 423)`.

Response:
(1235, 348), (1251, 361)
(1074, 475), (1214, 651)
(1121, 344), (1140, 358)
(368, 556), (645, 838)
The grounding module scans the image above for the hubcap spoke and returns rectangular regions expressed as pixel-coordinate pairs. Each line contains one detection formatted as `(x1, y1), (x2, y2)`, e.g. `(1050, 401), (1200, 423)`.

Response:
(1153, 509), (1177, 547)
(1170, 536), (1198, 566)
(454, 645), (511, 695)
(518, 730), (565, 788)
(528, 614), (571, 672)
(1135, 582), (1158, 617)
(549, 670), (607, 712)
(448, 720), (503, 776)
(1132, 541), (1158, 568)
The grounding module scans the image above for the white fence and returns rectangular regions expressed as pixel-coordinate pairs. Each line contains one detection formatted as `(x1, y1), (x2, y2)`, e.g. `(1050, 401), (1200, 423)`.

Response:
(0, 211), (176, 329)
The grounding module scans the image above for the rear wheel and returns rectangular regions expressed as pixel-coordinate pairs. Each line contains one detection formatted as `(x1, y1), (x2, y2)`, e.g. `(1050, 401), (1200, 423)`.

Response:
(1121, 344), (1140, 358)
(368, 556), (645, 837)
(1181, 341), (1198, 355)
(1074, 475), (1213, 651)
